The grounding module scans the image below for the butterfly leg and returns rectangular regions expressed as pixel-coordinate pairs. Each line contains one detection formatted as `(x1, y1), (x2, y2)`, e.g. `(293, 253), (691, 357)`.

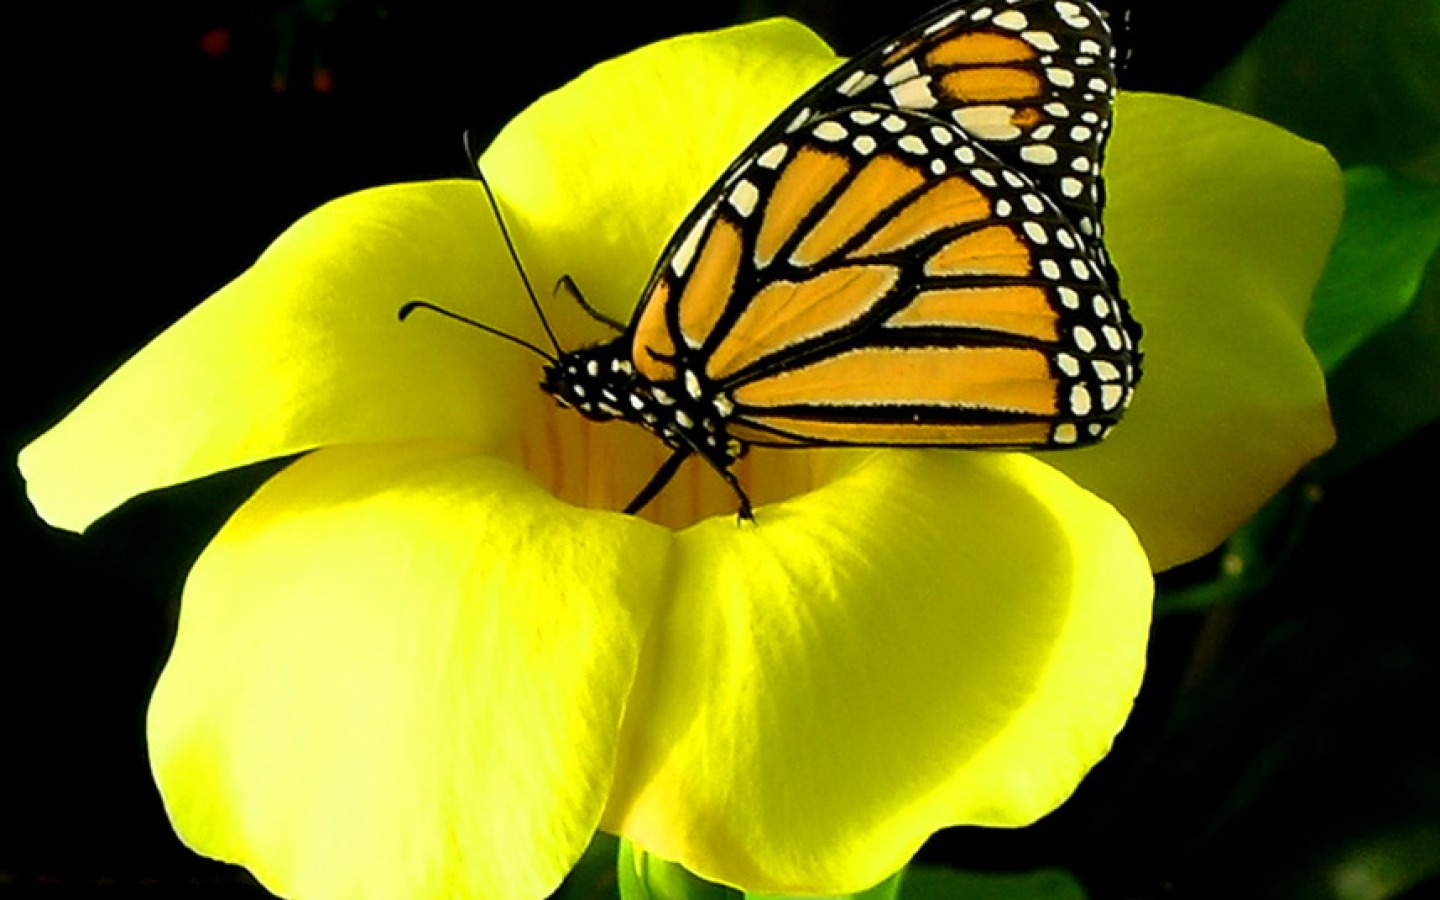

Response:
(690, 441), (755, 521)
(624, 448), (692, 516)
(555, 275), (626, 333)
(710, 462), (755, 522)
(623, 446), (755, 521)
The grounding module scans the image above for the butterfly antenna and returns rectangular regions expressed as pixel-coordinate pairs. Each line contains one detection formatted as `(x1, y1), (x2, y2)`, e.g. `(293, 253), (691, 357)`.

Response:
(464, 139), (565, 358)
(399, 300), (558, 364)
(461, 130), (484, 178)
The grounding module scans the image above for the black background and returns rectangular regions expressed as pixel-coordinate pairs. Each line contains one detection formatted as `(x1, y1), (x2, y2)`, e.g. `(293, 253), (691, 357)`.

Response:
(9, 2), (1436, 898)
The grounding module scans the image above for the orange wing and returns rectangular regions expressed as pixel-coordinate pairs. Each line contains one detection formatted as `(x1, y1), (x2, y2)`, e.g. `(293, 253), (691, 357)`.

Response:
(616, 0), (1135, 452)
(836, 0), (1120, 251)
(629, 104), (1135, 450)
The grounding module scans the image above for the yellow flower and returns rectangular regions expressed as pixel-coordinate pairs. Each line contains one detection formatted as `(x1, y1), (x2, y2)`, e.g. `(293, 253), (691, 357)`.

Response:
(18, 16), (1339, 900)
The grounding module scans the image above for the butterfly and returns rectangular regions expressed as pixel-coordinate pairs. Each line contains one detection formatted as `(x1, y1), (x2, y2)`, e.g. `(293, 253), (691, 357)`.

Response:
(409, 0), (1140, 520)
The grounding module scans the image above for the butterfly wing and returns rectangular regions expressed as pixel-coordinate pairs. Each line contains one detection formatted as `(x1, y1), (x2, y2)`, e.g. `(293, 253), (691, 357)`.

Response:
(620, 0), (1135, 452)
(829, 0), (1119, 249)
(636, 104), (1136, 449)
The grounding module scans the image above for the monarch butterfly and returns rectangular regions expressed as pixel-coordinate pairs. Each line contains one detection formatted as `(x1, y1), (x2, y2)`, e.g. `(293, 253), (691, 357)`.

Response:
(409, 0), (1140, 520)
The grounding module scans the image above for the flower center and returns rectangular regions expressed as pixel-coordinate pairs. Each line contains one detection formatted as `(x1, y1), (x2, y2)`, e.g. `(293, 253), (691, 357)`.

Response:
(513, 391), (848, 528)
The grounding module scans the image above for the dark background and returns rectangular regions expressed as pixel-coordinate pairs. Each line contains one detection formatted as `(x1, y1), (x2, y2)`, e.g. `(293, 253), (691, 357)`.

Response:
(7, 1), (1436, 898)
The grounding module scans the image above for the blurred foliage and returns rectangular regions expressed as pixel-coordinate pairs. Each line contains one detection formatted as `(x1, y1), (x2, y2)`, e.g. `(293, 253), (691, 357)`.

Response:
(1204, 0), (1439, 181)
(1322, 252), (1440, 477)
(899, 866), (1088, 900)
(1306, 168), (1440, 373)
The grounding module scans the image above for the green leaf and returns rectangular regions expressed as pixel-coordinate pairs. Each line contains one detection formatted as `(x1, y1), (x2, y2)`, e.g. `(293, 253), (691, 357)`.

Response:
(1155, 474), (1324, 616)
(1306, 167), (1440, 371)
(611, 843), (904, 900)
(1320, 251), (1440, 475)
(898, 866), (1087, 900)
(551, 833), (622, 900)
(1203, 0), (1440, 179)
(618, 841), (739, 900)
(745, 870), (903, 900)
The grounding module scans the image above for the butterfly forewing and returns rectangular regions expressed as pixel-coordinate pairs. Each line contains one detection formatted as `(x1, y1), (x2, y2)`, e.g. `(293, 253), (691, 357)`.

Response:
(636, 103), (1133, 450)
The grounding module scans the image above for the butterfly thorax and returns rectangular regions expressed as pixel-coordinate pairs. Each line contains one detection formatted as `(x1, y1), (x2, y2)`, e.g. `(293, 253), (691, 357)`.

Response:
(542, 342), (745, 467)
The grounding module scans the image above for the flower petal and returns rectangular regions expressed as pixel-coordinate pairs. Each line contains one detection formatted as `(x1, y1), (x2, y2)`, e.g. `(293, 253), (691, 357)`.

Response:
(480, 18), (840, 330)
(21, 180), (541, 533)
(602, 451), (1153, 894)
(148, 442), (669, 900)
(1044, 93), (1342, 570)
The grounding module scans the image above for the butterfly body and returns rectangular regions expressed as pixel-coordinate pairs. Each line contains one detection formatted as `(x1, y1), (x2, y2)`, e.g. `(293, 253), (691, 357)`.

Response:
(543, 343), (745, 467)
(537, 0), (1139, 517)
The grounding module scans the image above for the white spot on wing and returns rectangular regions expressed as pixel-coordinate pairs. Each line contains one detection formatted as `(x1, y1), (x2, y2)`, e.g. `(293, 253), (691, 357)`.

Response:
(757, 143), (789, 170)
(891, 78), (938, 109)
(924, 9), (965, 33)
(992, 9), (1028, 30)
(898, 135), (929, 155)
(838, 69), (878, 96)
(1100, 384), (1125, 410)
(883, 59), (921, 86)
(1023, 30), (1059, 51)
(955, 105), (1022, 140)
(1020, 144), (1059, 165)
(729, 179), (760, 217)
(670, 208), (715, 276)
(1046, 67), (1076, 88)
